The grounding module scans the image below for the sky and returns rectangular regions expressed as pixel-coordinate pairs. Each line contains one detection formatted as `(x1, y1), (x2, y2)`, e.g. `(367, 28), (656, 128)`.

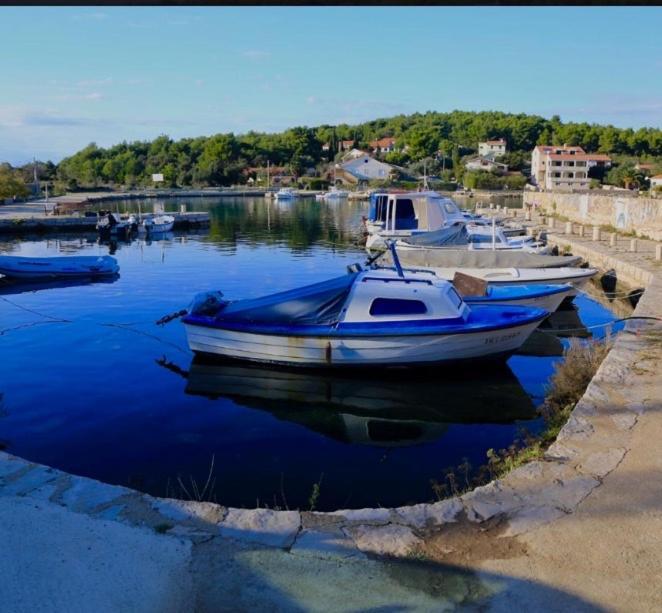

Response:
(1, 6), (661, 165)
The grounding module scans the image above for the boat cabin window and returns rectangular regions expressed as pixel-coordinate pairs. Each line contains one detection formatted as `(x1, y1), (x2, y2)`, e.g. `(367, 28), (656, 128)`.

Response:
(393, 198), (417, 230)
(372, 195), (388, 222)
(369, 298), (427, 316)
(447, 288), (463, 309)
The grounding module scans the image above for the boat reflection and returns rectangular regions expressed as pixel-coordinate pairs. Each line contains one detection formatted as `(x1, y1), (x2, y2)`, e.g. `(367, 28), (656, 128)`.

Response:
(180, 358), (537, 447)
(538, 304), (590, 338)
(0, 273), (120, 295)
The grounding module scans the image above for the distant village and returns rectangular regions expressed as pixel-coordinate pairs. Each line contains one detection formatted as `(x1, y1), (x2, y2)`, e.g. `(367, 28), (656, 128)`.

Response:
(242, 137), (659, 195)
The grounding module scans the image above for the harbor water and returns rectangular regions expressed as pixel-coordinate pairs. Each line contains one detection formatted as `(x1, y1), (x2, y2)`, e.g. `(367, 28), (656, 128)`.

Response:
(0, 196), (622, 510)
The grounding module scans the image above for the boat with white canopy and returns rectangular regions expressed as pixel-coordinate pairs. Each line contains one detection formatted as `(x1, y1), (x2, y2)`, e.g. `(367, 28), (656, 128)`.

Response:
(364, 191), (466, 249)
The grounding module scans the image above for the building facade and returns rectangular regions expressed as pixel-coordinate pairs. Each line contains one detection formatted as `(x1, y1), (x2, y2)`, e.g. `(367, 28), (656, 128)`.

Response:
(340, 155), (397, 181)
(651, 174), (662, 189)
(531, 145), (612, 191)
(478, 139), (507, 158)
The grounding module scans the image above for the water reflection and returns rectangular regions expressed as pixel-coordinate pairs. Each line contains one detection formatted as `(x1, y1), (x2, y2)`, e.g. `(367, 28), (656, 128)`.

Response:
(177, 358), (537, 447)
(0, 274), (120, 296)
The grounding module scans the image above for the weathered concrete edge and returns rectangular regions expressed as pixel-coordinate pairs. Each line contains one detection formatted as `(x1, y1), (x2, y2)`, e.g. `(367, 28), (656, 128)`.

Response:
(1, 264), (660, 561)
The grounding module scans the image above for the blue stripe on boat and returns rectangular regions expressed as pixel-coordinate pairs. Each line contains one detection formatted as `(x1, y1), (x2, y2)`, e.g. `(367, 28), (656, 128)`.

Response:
(182, 304), (548, 338)
(465, 284), (571, 303)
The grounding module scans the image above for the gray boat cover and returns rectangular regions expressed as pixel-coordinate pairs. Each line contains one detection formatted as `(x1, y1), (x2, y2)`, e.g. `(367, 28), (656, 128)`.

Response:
(403, 223), (470, 247)
(218, 273), (357, 325)
(384, 249), (582, 269)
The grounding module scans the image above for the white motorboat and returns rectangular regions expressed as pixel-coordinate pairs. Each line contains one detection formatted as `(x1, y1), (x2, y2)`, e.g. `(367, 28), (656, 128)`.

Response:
(181, 267), (548, 367)
(138, 214), (175, 234)
(96, 212), (134, 239)
(275, 187), (297, 201)
(0, 255), (119, 279)
(317, 187), (349, 201)
(364, 191), (466, 249)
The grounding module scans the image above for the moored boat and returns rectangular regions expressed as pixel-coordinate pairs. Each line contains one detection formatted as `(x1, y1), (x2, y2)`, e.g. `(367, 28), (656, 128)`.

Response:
(138, 214), (175, 234)
(181, 268), (548, 367)
(274, 187), (297, 201)
(406, 265), (597, 294)
(0, 255), (119, 279)
(364, 191), (466, 249)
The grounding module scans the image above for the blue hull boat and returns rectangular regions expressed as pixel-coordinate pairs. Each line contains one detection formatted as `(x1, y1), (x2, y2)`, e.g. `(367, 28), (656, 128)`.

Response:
(0, 255), (119, 280)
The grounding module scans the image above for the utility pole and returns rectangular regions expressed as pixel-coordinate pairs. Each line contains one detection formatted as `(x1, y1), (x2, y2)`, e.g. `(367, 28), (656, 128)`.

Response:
(267, 160), (270, 189)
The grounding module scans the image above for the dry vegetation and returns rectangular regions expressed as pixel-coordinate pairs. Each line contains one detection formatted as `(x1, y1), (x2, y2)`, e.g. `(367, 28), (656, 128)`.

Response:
(432, 338), (612, 499)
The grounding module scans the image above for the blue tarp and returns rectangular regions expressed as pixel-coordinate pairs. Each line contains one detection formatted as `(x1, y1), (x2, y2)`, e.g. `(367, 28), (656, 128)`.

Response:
(218, 273), (358, 325)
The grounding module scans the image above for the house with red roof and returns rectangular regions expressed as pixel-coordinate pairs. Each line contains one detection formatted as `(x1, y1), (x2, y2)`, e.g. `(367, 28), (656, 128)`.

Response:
(369, 137), (398, 154)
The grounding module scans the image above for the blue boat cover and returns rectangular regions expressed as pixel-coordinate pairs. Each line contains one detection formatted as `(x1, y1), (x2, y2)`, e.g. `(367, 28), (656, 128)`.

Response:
(216, 273), (358, 325)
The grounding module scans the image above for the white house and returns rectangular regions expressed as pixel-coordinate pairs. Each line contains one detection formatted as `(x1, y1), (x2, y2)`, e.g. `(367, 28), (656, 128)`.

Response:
(340, 155), (397, 181)
(531, 145), (612, 191)
(478, 139), (507, 158)
(651, 174), (662, 189)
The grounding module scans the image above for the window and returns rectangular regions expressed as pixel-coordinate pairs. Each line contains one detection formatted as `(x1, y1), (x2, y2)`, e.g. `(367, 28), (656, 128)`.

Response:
(447, 288), (463, 308)
(393, 198), (417, 230)
(369, 298), (427, 316)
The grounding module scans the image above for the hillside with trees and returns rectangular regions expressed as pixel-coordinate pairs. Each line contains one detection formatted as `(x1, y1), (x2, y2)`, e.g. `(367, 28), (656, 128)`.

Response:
(9, 110), (662, 193)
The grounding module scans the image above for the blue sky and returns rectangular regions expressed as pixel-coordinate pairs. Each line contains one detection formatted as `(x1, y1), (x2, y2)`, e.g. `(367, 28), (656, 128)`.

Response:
(1, 6), (661, 164)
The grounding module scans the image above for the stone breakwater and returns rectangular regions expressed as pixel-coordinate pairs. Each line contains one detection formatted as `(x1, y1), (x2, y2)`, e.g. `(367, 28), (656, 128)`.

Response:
(524, 190), (662, 241)
(1, 237), (661, 610)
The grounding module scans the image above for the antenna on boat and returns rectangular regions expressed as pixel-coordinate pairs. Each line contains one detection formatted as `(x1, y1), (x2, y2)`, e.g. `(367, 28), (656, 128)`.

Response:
(387, 240), (405, 278)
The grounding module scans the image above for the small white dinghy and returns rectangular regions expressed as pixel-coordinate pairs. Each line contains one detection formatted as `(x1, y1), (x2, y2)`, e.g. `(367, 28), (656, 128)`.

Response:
(0, 255), (119, 279)
(181, 266), (548, 368)
(414, 265), (597, 296)
(139, 215), (175, 234)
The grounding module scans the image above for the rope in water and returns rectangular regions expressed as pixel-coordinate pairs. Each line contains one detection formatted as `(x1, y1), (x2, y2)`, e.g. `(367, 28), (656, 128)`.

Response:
(0, 296), (189, 353)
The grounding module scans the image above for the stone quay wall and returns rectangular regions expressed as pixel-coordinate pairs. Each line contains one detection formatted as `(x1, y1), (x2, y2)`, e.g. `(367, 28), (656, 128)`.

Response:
(524, 191), (662, 241)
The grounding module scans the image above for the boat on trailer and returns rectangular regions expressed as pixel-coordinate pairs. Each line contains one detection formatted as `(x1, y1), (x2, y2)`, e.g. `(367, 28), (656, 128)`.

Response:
(0, 255), (119, 280)
(181, 265), (548, 367)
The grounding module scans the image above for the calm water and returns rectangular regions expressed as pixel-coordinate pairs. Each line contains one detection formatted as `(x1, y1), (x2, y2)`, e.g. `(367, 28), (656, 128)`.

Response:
(0, 197), (621, 510)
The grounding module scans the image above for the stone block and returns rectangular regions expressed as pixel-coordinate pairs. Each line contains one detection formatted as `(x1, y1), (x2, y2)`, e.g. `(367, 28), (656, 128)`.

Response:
(219, 508), (301, 548)
(577, 448), (626, 479)
(290, 528), (366, 561)
(152, 499), (226, 526)
(461, 481), (521, 523)
(1, 465), (59, 496)
(343, 523), (422, 557)
(328, 507), (392, 525)
(502, 505), (567, 537)
(61, 476), (133, 513)
(392, 498), (463, 530)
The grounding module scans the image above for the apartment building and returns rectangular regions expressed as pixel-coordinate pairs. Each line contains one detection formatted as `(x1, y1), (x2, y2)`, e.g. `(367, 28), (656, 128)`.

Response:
(531, 145), (612, 190)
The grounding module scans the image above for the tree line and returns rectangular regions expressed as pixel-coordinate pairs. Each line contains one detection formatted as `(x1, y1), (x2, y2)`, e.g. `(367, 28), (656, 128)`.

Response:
(2, 110), (662, 195)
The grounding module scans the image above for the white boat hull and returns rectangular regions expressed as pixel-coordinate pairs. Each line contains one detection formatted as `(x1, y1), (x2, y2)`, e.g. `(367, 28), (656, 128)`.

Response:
(426, 266), (596, 295)
(468, 290), (571, 312)
(183, 319), (542, 367)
